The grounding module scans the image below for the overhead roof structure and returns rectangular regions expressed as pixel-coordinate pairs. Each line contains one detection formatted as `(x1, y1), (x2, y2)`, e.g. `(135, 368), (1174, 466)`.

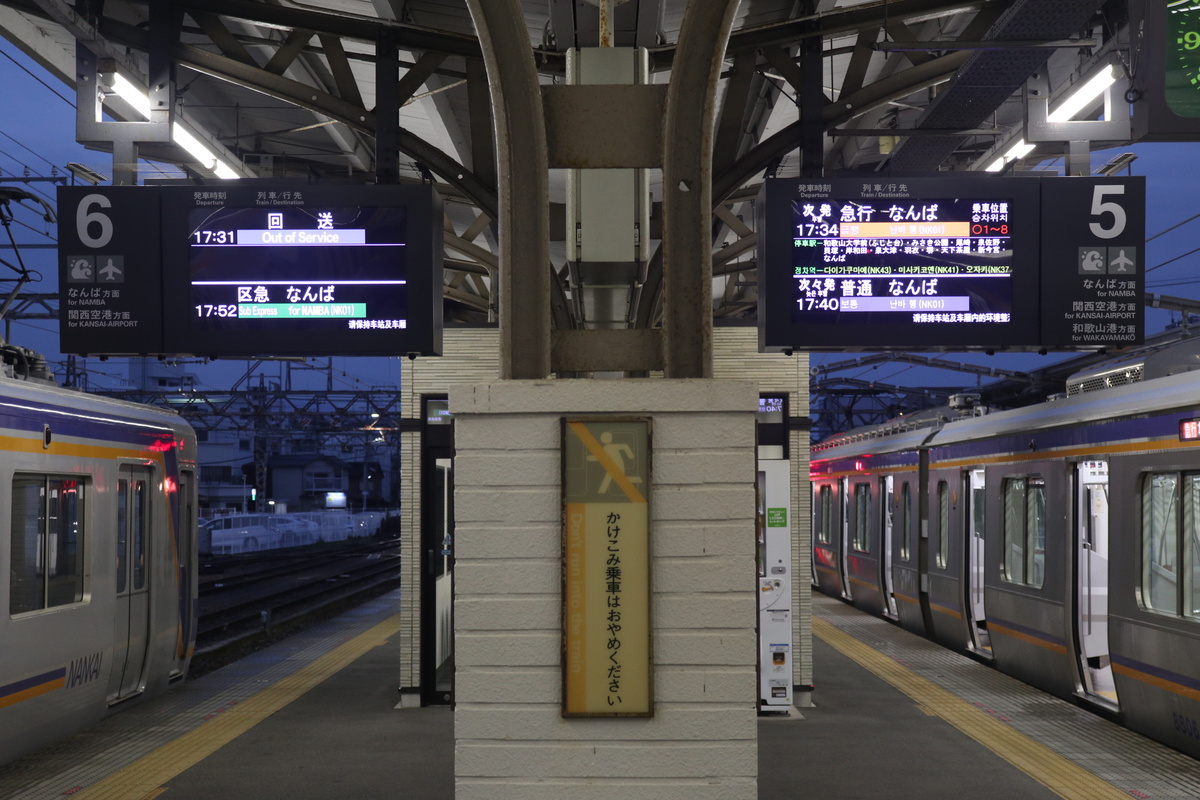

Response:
(0, 0), (1131, 331)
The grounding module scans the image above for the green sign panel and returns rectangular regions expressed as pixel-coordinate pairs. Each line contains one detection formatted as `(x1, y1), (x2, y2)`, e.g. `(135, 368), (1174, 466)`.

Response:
(1167, 2), (1200, 117)
(767, 508), (787, 527)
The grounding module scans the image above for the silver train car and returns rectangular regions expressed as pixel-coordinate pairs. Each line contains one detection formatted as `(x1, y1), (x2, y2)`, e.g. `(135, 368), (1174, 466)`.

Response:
(810, 340), (1200, 758)
(0, 354), (198, 766)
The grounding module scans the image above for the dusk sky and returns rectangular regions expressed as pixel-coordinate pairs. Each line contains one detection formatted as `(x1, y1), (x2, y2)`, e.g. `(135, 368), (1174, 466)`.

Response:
(3, 41), (1200, 395)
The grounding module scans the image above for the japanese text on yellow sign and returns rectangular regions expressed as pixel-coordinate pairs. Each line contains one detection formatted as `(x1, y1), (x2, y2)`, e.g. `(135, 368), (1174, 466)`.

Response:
(563, 418), (651, 717)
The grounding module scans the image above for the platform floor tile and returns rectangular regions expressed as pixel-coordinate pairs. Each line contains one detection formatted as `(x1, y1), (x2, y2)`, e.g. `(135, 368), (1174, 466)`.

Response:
(814, 594), (1200, 799)
(0, 591), (403, 800)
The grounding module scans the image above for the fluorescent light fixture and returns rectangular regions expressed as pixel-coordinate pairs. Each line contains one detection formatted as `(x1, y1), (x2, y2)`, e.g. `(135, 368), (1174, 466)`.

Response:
(171, 124), (218, 170)
(982, 63), (1117, 172)
(1047, 63), (1117, 122)
(109, 72), (241, 179)
(984, 139), (1035, 172)
(111, 73), (152, 119)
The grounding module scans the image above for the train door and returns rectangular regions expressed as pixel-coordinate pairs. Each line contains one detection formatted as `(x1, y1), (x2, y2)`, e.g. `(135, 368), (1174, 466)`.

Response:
(108, 464), (152, 704)
(880, 475), (898, 618)
(1075, 461), (1116, 705)
(965, 468), (991, 655)
(174, 469), (197, 680)
(810, 484), (819, 588)
(839, 477), (853, 600)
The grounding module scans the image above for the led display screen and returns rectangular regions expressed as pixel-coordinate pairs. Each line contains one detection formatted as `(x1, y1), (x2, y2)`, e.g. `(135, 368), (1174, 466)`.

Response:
(759, 176), (1043, 351)
(161, 183), (442, 356)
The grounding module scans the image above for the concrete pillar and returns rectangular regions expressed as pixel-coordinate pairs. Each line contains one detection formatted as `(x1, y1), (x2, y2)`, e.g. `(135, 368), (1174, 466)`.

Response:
(452, 379), (759, 799)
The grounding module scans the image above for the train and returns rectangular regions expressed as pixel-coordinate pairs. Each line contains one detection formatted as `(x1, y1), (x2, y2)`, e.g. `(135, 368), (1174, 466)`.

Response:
(810, 336), (1200, 759)
(200, 511), (391, 555)
(0, 344), (198, 766)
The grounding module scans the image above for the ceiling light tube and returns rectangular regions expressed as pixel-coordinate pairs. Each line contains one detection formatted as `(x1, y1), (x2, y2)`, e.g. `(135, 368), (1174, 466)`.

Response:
(1047, 63), (1117, 123)
(111, 73), (152, 120)
(980, 62), (1118, 172)
(111, 73), (242, 180)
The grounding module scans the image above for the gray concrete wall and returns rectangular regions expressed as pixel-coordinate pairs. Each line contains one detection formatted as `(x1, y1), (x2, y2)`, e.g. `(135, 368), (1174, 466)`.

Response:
(451, 379), (760, 798)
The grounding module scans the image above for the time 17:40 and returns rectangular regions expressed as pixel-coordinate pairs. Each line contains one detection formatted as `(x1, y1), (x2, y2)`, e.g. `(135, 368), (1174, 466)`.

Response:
(191, 229), (236, 245)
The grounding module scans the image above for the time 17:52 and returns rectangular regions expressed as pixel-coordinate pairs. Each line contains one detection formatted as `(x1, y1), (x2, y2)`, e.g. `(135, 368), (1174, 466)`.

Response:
(195, 304), (238, 317)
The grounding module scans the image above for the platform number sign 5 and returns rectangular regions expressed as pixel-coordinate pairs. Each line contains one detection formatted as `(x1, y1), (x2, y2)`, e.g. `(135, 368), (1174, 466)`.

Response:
(1089, 185), (1127, 240)
(1038, 175), (1145, 350)
(75, 193), (115, 249)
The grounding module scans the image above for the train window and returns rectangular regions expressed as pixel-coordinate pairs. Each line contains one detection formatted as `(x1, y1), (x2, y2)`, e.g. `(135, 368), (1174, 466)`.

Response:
(1143, 473), (1180, 615)
(936, 481), (950, 569)
(9, 475), (87, 615)
(853, 484), (870, 552)
(900, 483), (912, 561)
(1002, 476), (1045, 589)
(818, 485), (832, 545)
(117, 480), (128, 593)
(132, 480), (148, 591)
(1145, 473), (1182, 615)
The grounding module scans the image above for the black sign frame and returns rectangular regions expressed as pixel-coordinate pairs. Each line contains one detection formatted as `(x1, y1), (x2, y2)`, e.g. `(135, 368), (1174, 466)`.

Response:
(59, 182), (444, 357)
(58, 186), (166, 356)
(758, 175), (1044, 353)
(757, 174), (1145, 354)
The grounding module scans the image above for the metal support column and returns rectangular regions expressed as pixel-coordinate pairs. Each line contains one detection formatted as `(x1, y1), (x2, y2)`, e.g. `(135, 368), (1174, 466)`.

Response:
(375, 30), (400, 184)
(661, 0), (741, 379)
(800, 13), (825, 180)
(464, 0), (551, 379)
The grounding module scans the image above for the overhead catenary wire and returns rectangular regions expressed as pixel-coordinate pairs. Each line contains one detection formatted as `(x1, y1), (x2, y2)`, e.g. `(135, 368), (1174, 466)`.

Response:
(0, 47), (74, 108)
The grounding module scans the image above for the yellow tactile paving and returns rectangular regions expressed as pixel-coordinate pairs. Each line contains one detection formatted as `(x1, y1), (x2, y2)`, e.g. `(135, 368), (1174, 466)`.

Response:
(72, 614), (402, 800)
(813, 616), (1130, 800)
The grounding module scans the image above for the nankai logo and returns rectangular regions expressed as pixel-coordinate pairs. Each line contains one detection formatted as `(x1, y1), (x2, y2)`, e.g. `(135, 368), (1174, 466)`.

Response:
(66, 652), (103, 688)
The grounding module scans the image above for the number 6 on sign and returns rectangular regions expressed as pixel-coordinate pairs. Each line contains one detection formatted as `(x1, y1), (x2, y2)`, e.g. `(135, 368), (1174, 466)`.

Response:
(75, 193), (114, 249)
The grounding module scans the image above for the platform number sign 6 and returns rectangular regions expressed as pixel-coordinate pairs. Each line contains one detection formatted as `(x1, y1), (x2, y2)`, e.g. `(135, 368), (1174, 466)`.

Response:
(75, 193), (114, 249)
(1089, 185), (1127, 240)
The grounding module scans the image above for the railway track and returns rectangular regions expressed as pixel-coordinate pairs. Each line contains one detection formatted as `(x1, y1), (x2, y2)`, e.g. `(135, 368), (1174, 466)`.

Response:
(192, 539), (401, 671)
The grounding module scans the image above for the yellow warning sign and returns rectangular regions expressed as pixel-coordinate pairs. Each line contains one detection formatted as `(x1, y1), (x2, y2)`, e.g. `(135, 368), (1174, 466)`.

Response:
(562, 418), (652, 717)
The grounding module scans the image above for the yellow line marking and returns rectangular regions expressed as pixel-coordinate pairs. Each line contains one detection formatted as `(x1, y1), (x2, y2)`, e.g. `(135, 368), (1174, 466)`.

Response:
(568, 422), (646, 504)
(73, 614), (401, 800)
(814, 616), (1130, 800)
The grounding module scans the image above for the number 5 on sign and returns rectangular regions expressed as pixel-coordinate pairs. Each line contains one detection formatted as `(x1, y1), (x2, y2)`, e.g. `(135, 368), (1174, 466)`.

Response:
(1089, 185), (1127, 239)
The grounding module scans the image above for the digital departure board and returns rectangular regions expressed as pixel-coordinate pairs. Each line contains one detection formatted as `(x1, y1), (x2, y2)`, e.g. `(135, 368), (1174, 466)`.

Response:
(59, 183), (443, 357)
(759, 176), (1043, 351)
(160, 183), (442, 356)
(758, 175), (1144, 353)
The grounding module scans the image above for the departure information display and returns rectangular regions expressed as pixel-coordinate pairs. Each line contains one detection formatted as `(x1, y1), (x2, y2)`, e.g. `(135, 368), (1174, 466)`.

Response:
(791, 196), (1016, 323)
(758, 175), (1144, 353)
(759, 176), (1043, 351)
(161, 183), (442, 356)
(186, 205), (409, 330)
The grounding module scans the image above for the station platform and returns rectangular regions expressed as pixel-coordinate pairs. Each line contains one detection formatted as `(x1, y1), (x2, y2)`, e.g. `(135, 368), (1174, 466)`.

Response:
(3, 590), (1200, 799)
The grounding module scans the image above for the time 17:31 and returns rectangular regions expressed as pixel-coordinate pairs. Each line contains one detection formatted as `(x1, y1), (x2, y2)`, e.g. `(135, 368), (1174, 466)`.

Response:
(191, 229), (237, 244)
